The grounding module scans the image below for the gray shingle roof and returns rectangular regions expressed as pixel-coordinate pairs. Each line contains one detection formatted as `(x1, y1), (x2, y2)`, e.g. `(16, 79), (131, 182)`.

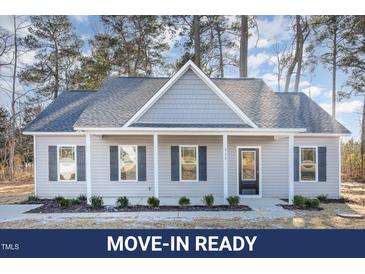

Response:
(131, 123), (252, 128)
(74, 77), (168, 128)
(276, 92), (350, 133)
(26, 76), (350, 134)
(24, 90), (96, 132)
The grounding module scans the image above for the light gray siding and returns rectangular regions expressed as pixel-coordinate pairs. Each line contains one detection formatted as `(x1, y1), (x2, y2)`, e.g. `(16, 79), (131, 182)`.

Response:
(137, 69), (244, 124)
(35, 135), (87, 198)
(90, 135), (154, 198)
(294, 137), (340, 198)
(158, 136), (224, 202)
(34, 134), (341, 203)
(228, 136), (289, 198)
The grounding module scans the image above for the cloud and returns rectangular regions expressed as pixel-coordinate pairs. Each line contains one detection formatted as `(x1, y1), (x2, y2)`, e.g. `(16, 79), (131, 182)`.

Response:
(72, 16), (89, 23)
(320, 100), (363, 114)
(302, 86), (322, 98)
(249, 16), (292, 50)
(248, 53), (270, 70)
(0, 15), (13, 32)
(261, 73), (278, 89)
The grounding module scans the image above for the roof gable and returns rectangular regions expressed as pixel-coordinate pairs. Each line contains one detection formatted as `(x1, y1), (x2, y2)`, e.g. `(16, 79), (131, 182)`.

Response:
(135, 68), (250, 126)
(123, 60), (257, 128)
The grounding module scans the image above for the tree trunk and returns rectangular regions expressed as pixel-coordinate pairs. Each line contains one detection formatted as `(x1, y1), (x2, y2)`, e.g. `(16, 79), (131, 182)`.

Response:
(193, 15), (201, 68)
(216, 23), (224, 78)
(332, 22), (337, 118)
(9, 15), (17, 183)
(284, 58), (297, 92)
(294, 16), (303, 92)
(54, 42), (59, 99)
(285, 16), (302, 92)
(239, 15), (248, 77)
(361, 96), (365, 179)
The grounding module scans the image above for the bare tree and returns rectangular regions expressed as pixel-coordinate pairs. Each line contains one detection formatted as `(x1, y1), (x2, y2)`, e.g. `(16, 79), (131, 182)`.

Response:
(271, 41), (292, 91)
(8, 16), (18, 182)
(284, 16), (310, 92)
(0, 16), (32, 182)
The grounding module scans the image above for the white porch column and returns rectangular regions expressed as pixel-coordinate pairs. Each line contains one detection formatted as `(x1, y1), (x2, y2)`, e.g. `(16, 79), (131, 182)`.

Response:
(153, 134), (159, 198)
(223, 134), (228, 203)
(288, 135), (294, 204)
(33, 135), (37, 196)
(86, 134), (92, 204)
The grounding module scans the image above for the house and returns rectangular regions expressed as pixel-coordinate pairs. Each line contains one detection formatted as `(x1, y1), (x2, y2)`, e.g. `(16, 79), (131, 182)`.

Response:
(24, 60), (350, 205)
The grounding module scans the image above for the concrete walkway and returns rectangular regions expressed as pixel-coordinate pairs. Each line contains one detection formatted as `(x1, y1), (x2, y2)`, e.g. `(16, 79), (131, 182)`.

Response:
(0, 198), (294, 223)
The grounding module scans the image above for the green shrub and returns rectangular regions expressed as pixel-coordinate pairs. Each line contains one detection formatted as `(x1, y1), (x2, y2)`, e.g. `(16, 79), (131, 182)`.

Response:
(59, 198), (71, 208)
(178, 196), (190, 207)
(227, 196), (240, 208)
(90, 196), (104, 209)
(317, 194), (328, 202)
(117, 196), (129, 208)
(202, 194), (214, 207)
(70, 198), (81, 205)
(26, 195), (40, 203)
(76, 194), (87, 202)
(147, 196), (160, 208)
(55, 195), (65, 203)
(305, 198), (320, 209)
(293, 195), (305, 208)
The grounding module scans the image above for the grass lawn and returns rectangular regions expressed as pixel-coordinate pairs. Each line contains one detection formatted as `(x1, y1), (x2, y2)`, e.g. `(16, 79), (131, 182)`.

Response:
(0, 179), (364, 228)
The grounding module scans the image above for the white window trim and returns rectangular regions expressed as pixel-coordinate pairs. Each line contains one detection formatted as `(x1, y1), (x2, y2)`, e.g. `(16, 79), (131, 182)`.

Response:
(240, 150), (257, 181)
(179, 145), (199, 182)
(299, 146), (318, 183)
(57, 144), (77, 183)
(118, 145), (138, 182)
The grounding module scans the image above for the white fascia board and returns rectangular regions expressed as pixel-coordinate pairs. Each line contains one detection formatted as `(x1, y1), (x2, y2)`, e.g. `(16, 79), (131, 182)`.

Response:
(74, 127), (307, 136)
(294, 133), (351, 137)
(23, 131), (85, 136)
(122, 60), (258, 128)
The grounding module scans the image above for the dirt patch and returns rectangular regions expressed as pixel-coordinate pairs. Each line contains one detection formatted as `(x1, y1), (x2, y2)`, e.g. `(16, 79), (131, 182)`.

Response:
(277, 204), (323, 211)
(0, 179), (34, 205)
(25, 199), (252, 213)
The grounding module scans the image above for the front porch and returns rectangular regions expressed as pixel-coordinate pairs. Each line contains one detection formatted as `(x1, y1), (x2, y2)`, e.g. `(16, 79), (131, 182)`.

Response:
(83, 129), (299, 205)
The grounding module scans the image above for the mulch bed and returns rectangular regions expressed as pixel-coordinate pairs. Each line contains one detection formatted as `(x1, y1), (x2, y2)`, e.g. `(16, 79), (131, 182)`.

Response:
(24, 199), (252, 213)
(277, 204), (323, 211)
(280, 198), (347, 204)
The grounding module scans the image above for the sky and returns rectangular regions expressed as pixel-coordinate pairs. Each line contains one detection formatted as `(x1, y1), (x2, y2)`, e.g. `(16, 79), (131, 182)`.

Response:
(0, 15), (362, 140)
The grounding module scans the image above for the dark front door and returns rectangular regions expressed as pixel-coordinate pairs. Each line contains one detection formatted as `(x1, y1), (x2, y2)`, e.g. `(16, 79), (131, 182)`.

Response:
(238, 148), (259, 195)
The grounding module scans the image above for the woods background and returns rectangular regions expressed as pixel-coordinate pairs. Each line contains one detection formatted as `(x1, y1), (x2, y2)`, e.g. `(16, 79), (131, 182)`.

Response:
(0, 15), (364, 184)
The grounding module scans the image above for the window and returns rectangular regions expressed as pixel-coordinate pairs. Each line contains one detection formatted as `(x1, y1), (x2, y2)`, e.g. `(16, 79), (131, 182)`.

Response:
(58, 146), (76, 181)
(300, 147), (317, 182)
(241, 151), (256, 180)
(180, 146), (198, 181)
(120, 145), (138, 181)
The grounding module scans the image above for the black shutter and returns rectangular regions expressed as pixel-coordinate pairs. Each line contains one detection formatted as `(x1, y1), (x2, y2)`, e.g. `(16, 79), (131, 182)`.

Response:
(318, 146), (327, 182)
(48, 146), (57, 181)
(138, 146), (146, 181)
(294, 146), (299, 181)
(77, 146), (86, 181)
(110, 146), (119, 181)
(171, 146), (179, 181)
(198, 146), (207, 181)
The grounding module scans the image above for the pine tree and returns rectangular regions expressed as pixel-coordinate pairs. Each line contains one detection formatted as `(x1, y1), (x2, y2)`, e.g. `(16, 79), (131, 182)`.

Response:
(311, 15), (353, 117)
(98, 16), (168, 76)
(20, 16), (83, 99)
